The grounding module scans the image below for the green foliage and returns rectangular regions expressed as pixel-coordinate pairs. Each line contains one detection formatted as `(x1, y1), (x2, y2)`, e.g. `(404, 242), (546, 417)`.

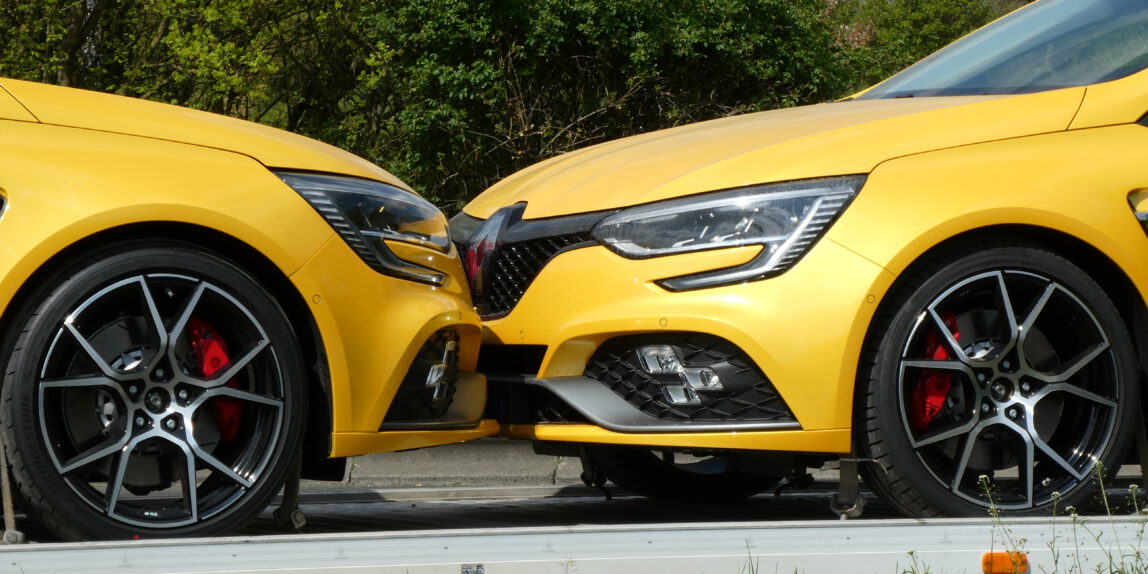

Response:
(345, 0), (844, 207)
(0, 0), (1022, 209)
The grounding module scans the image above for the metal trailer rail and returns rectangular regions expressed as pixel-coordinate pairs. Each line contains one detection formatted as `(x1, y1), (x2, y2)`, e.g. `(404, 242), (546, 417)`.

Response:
(2, 515), (1145, 574)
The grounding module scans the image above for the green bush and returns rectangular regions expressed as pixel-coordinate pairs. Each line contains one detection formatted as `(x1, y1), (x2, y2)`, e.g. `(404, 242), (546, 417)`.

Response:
(345, 0), (845, 208)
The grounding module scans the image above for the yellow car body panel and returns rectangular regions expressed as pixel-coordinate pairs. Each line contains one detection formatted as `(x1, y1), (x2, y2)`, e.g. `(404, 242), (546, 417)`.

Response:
(830, 124), (1148, 288)
(0, 121), (332, 316)
(0, 84), (35, 121)
(1, 79), (399, 186)
(0, 79), (494, 458)
(504, 424), (850, 453)
(465, 88), (1085, 220)
(1070, 68), (1148, 129)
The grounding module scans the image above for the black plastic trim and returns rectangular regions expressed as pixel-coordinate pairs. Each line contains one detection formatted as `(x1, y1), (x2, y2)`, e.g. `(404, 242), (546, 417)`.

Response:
(528, 376), (802, 433)
(451, 208), (616, 247)
(377, 417), (485, 431)
(478, 344), (547, 377)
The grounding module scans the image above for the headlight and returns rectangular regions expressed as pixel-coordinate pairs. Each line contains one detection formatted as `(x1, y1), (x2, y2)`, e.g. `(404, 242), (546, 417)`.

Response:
(592, 176), (865, 291)
(278, 172), (450, 286)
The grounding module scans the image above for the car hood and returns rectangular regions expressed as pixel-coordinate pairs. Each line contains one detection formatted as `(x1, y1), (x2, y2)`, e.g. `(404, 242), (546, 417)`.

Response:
(464, 88), (1086, 219)
(0, 78), (406, 188)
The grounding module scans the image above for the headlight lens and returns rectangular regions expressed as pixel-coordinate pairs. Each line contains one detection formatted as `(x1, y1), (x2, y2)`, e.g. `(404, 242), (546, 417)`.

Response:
(592, 176), (865, 290)
(278, 172), (449, 286)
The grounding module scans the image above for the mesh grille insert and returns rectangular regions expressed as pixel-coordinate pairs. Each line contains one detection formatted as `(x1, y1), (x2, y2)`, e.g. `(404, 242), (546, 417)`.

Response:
(585, 333), (795, 422)
(478, 233), (591, 317)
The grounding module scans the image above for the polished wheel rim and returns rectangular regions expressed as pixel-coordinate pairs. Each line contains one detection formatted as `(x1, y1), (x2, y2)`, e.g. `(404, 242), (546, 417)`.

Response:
(898, 270), (1118, 510)
(37, 273), (285, 528)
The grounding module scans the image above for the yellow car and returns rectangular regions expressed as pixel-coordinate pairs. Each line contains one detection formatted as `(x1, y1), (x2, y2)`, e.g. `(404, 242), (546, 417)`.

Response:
(457, 0), (1148, 516)
(0, 79), (493, 540)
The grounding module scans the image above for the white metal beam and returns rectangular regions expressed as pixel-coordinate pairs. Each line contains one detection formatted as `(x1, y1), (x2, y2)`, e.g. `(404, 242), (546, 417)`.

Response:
(1, 516), (1143, 573)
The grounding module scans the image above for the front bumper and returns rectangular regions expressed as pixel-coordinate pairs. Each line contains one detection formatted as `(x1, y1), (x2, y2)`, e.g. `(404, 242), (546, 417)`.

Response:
(480, 236), (895, 453)
(290, 235), (497, 457)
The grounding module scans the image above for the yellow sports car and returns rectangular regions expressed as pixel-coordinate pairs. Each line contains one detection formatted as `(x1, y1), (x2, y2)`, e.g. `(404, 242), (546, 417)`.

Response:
(457, 0), (1148, 516)
(0, 79), (492, 539)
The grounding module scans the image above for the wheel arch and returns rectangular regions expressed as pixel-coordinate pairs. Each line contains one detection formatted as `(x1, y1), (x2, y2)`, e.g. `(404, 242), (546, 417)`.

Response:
(854, 222), (1148, 434)
(0, 221), (340, 477)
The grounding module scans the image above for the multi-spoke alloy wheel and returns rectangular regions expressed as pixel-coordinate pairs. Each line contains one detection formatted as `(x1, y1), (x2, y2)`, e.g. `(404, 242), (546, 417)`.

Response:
(588, 445), (779, 501)
(1, 244), (304, 540)
(858, 243), (1136, 516)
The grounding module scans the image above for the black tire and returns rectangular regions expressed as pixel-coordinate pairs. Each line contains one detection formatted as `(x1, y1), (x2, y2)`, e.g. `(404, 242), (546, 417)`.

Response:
(588, 445), (779, 501)
(857, 242), (1137, 517)
(0, 243), (306, 540)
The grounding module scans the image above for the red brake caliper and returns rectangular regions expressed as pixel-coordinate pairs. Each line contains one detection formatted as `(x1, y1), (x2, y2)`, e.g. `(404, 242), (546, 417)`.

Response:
(910, 312), (960, 432)
(188, 316), (242, 442)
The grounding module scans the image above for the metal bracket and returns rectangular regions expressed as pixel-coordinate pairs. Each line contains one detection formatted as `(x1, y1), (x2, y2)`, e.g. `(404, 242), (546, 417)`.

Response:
(831, 457), (865, 520)
(1137, 406), (1148, 490)
(773, 471), (815, 496)
(273, 453), (307, 531)
(578, 447), (613, 500)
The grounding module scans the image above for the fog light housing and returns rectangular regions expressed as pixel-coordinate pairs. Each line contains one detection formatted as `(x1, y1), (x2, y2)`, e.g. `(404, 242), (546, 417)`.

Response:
(635, 345), (724, 405)
(637, 345), (682, 374)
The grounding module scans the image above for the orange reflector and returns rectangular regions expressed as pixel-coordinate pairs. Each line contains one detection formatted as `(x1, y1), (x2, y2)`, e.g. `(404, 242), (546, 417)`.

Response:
(982, 551), (1029, 574)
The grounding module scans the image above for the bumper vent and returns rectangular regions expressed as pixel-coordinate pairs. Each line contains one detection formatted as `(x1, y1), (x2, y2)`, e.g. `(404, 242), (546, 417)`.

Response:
(383, 330), (460, 422)
(585, 333), (795, 423)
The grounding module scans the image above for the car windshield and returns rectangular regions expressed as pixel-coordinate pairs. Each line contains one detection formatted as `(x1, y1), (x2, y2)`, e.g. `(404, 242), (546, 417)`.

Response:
(857, 0), (1148, 100)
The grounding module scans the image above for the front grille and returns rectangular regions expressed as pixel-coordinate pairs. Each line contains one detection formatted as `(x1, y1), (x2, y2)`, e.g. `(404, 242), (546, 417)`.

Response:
(585, 333), (795, 422)
(452, 207), (609, 318)
(478, 233), (591, 316)
(383, 330), (459, 423)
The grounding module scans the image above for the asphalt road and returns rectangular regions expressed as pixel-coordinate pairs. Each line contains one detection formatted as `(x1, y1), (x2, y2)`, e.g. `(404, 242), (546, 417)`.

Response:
(329, 437), (586, 490)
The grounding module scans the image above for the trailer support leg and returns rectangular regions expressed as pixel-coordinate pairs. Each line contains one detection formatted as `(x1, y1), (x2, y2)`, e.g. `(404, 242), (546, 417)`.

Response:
(831, 457), (865, 520)
(1137, 408), (1148, 490)
(0, 433), (25, 544)
(273, 453), (306, 531)
(578, 448), (612, 500)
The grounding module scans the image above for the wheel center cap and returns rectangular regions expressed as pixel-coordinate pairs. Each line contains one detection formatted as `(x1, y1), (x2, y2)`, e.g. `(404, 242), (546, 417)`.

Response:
(144, 389), (169, 413)
(990, 379), (1013, 402)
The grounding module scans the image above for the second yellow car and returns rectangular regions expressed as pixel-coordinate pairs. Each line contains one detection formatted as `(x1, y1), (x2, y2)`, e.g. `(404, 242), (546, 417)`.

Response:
(456, 0), (1148, 516)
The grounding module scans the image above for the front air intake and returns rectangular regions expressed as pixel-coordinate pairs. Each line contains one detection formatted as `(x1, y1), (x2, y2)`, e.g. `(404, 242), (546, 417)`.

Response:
(383, 330), (460, 422)
(585, 333), (796, 423)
